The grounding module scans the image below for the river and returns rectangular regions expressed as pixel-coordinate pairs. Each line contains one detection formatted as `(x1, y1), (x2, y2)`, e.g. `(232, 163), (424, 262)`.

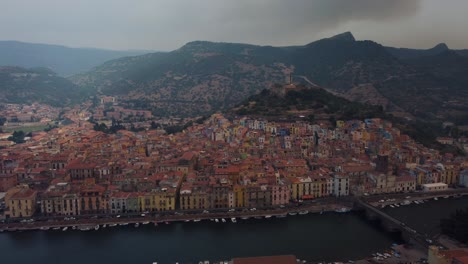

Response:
(1, 197), (466, 264)
(383, 196), (468, 237)
(0, 212), (400, 264)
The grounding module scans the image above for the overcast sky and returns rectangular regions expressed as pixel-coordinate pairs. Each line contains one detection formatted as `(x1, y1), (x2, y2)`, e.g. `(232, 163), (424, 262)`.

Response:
(1, 0), (467, 51)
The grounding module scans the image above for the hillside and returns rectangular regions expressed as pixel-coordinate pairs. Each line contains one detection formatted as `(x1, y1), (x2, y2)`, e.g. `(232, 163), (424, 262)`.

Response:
(231, 85), (385, 122)
(0, 66), (84, 106)
(72, 32), (468, 124)
(231, 86), (462, 154)
(0, 41), (151, 76)
(72, 45), (292, 117)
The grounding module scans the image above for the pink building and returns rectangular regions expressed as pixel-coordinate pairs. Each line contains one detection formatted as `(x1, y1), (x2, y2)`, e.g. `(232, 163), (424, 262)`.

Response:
(271, 184), (290, 206)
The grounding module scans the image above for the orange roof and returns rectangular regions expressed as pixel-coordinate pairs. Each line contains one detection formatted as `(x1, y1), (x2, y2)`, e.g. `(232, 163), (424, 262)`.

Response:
(11, 189), (37, 200)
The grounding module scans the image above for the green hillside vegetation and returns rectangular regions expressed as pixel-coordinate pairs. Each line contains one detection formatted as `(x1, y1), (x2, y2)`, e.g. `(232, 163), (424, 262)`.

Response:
(234, 86), (385, 121)
(0, 66), (87, 106)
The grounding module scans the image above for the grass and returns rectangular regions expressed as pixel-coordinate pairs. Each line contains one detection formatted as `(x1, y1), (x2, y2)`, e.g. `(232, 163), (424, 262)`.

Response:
(2, 124), (50, 133)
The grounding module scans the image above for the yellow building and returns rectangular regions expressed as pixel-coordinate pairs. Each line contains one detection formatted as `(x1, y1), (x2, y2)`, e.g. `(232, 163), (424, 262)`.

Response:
(5, 187), (37, 218)
(233, 185), (245, 208)
(139, 188), (177, 211)
(290, 174), (332, 201)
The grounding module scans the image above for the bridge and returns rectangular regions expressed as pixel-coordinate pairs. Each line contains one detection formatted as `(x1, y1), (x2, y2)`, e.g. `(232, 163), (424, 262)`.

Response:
(354, 198), (433, 249)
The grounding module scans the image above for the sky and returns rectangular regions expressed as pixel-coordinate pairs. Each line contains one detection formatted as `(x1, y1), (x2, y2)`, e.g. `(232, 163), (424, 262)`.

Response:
(1, 0), (467, 51)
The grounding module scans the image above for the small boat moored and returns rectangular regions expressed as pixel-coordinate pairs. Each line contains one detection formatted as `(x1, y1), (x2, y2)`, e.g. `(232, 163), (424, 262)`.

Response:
(335, 207), (351, 213)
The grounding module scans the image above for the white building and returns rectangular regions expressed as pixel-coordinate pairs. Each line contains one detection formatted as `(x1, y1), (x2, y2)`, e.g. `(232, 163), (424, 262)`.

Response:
(422, 182), (448, 192)
(459, 170), (468, 187)
(333, 174), (349, 197)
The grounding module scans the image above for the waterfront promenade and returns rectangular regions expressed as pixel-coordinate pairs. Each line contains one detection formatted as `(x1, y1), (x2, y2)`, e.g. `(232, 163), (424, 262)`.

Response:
(0, 199), (351, 232)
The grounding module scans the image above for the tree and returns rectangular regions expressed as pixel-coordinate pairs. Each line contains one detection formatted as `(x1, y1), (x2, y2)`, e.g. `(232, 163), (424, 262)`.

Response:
(8, 130), (25, 144)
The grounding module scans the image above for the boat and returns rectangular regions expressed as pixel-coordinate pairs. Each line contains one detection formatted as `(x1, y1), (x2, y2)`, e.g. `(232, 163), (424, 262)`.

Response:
(390, 205), (395, 208)
(214, 219), (219, 223)
(52, 227), (61, 231)
(335, 208), (351, 213)
(164, 221), (169, 225)
(102, 224), (107, 228)
(221, 218), (226, 223)
(94, 225), (100, 231)
(276, 214), (287, 218)
(193, 219), (201, 222)
(394, 204), (400, 207)
(79, 227), (91, 231)
(62, 227), (68, 231)
(434, 197), (438, 201)
(119, 223), (128, 226)
(72, 226), (76, 230)
(265, 215), (272, 219)
(299, 210), (309, 215)
(444, 195), (449, 199)
(288, 212), (298, 216)
(241, 216), (249, 220)
(184, 220), (190, 222)
(40, 226), (50, 230)
(231, 218), (237, 223)
(381, 204), (386, 209)
(402, 200), (411, 205)
(254, 216), (262, 219)
(142, 221), (150, 225)
(414, 200), (420, 204)
(135, 223), (140, 227)
(109, 223), (117, 227)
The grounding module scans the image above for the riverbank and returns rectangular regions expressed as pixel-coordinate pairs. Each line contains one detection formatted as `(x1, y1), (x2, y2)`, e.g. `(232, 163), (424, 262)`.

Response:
(0, 200), (352, 232)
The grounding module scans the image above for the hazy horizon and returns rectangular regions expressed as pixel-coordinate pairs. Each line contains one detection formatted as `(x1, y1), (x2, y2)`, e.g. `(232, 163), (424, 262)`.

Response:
(1, 0), (468, 51)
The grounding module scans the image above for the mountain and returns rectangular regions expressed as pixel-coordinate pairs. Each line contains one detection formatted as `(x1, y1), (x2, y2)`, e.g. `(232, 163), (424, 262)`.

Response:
(71, 43), (292, 117)
(0, 41), (152, 76)
(72, 32), (468, 124)
(385, 43), (450, 59)
(0, 66), (84, 106)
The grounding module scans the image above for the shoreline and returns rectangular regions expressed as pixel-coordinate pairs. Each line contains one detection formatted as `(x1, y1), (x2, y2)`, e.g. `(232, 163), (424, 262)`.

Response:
(0, 201), (351, 232)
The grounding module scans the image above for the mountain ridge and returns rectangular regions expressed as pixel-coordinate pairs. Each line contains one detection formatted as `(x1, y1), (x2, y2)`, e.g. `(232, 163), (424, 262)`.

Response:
(0, 40), (154, 76)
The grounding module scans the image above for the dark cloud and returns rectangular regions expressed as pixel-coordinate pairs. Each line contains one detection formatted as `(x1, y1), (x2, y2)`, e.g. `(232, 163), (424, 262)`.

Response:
(2, 0), (467, 50)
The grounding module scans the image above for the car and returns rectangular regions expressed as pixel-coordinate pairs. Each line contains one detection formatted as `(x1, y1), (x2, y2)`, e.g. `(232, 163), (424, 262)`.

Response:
(202, 210), (209, 214)
(405, 196), (411, 199)
(379, 200), (385, 203)
(140, 213), (146, 217)
(279, 205), (285, 208)
(228, 208), (235, 212)
(364, 193), (369, 196)
(250, 208), (256, 211)
(116, 215), (121, 218)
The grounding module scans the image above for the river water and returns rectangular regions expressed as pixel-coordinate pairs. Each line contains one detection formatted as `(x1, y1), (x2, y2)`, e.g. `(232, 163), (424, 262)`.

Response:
(0, 197), (466, 264)
(383, 196), (468, 237)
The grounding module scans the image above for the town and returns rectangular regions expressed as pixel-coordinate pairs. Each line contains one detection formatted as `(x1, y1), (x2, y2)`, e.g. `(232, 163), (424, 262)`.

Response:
(1, 99), (467, 221)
